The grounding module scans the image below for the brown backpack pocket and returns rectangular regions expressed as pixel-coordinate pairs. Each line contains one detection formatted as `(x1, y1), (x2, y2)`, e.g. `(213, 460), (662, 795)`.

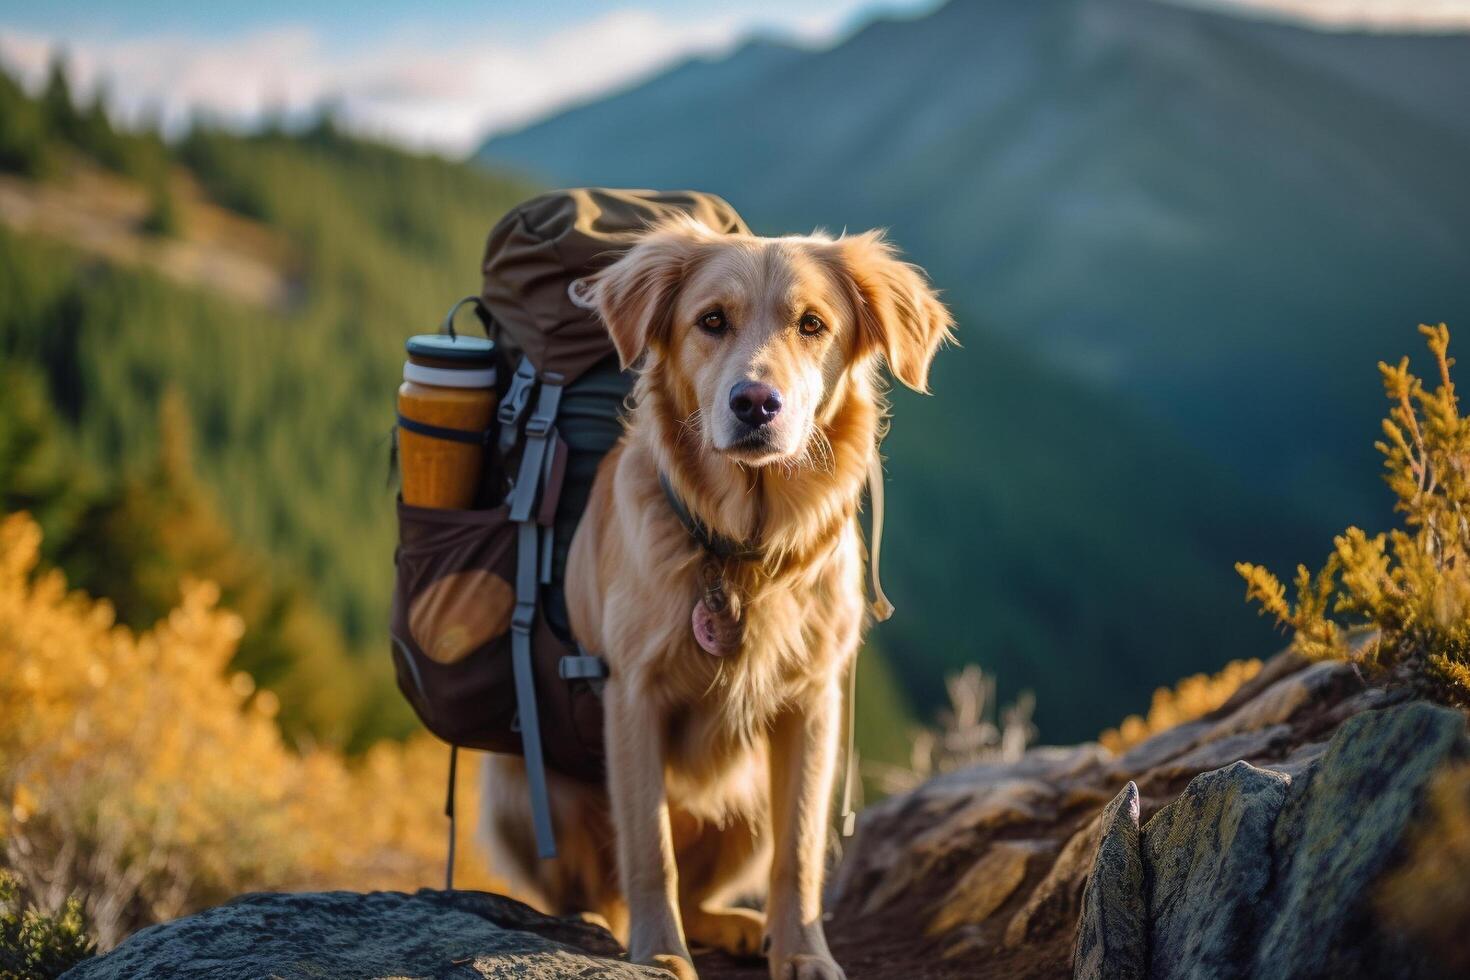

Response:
(391, 501), (521, 752)
(390, 499), (606, 780)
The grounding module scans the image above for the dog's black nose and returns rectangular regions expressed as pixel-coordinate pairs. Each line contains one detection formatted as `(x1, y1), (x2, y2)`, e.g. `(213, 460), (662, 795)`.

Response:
(729, 381), (782, 428)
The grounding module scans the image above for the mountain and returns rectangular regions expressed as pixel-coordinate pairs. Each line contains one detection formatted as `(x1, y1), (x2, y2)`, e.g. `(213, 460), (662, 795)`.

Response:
(479, 0), (1470, 731)
(480, 0), (1470, 516)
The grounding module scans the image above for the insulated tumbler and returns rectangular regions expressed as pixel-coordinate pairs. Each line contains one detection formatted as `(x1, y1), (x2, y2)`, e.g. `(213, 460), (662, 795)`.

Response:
(397, 334), (497, 508)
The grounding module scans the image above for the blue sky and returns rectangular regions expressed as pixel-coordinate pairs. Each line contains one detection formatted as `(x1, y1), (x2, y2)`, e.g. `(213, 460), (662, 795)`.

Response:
(1, 1), (1466, 154)
(0, 1), (899, 46)
(0, 1), (941, 153)
(4, 0), (1465, 40)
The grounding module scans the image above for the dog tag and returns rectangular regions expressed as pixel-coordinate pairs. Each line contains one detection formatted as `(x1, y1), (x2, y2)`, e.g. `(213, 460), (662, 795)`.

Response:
(692, 601), (731, 656)
(693, 559), (743, 656)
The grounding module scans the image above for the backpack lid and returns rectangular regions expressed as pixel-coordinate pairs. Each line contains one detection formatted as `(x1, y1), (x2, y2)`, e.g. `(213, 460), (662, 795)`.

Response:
(480, 188), (749, 385)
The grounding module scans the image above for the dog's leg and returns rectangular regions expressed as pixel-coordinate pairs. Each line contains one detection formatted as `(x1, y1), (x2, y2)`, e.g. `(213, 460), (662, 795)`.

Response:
(479, 754), (623, 926)
(765, 682), (846, 980)
(605, 677), (696, 978)
(679, 808), (770, 959)
(477, 754), (552, 911)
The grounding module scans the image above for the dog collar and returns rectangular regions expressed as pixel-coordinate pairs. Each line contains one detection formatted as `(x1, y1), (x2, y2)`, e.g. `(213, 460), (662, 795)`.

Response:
(658, 471), (763, 563)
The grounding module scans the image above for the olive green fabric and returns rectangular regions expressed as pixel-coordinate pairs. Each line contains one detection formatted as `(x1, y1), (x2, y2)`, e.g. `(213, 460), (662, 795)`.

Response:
(544, 352), (630, 643)
(480, 188), (749, 384)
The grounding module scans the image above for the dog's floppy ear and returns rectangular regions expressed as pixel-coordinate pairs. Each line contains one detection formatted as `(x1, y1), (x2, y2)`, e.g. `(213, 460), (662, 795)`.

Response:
(833, 231), (955, 392)
(571, 218), (718, 369)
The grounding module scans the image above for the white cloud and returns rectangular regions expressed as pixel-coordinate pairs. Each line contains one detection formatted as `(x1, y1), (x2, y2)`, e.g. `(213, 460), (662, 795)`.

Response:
(1170, 0), (1470, 31)
(0, 5), (884, 155)
(13, 0), (1451, 157)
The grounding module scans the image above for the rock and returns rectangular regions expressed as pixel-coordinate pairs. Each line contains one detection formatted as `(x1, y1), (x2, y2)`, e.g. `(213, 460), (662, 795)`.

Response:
(1203, 661), (1357, 741)
(62, 889), (666, 980)
(1108, 659), (1360, 787)
(1004, 810), (1102, 949)
(834, 743), (1110, 916)
(1072, 782), (1145, 980)
(848, 777), (1058, 915)
(1309, 683), (1410, 735)
(1204, 650), (1310, 720)
(1106, 720), (1213, 780)
(1262, 739), (1329, 782)
(1142, 762), (1291, 979)
(899, 745), (1109, 811)
(1069, 701), (1468, 980)
(1137, 724), (1292, 787)
(910, 779), (1057, 856)
(1251, 701), (1467, 979)
(927, 840), (1051, 936)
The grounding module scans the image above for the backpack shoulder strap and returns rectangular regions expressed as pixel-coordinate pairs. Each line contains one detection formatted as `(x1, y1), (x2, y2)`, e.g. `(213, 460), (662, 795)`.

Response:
(504, 369), (567, 859)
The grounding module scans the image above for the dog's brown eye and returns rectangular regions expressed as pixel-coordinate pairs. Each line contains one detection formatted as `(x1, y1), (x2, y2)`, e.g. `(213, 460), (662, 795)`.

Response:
(798, 313), (826, 336)
(699, 311), (728, 335)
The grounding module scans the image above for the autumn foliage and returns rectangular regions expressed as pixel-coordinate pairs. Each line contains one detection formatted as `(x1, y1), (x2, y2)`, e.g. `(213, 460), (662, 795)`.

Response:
(1237, 324), (1470, 705)
(0, 512), (497, 950)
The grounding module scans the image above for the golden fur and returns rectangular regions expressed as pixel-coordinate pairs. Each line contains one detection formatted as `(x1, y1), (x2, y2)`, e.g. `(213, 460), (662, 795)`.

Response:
(479, 218), (952, 980)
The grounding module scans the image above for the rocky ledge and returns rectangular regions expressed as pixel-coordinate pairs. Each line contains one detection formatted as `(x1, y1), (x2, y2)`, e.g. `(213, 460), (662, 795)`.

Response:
(829, 653), (1467, 979)
(66, 652), (1467, 979)
(61, 888), (664, 980)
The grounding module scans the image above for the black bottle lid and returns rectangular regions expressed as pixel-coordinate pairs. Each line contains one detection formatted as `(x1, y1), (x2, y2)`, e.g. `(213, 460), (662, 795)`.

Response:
(405, 334), (495, 364)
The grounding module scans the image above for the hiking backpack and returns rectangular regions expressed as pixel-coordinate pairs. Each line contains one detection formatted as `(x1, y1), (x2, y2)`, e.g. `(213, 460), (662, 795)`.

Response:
(391, 188), (889, 874)
(391, 189), (750, 865)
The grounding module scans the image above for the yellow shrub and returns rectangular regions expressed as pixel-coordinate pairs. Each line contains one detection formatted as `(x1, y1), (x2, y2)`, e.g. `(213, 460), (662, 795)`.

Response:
(0, 512), (499, 948)
(1236, 324), (1470, 705)
(1098, 659), (1262, 754)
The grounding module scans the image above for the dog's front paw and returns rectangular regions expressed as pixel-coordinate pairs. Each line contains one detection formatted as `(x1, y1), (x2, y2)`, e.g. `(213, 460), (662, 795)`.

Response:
(646, 952), (699, 979)
(770, 952), (846, 980)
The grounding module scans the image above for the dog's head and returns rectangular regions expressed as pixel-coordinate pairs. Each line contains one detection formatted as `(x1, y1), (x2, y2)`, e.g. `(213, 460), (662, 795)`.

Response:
(574, 218), (953, 467)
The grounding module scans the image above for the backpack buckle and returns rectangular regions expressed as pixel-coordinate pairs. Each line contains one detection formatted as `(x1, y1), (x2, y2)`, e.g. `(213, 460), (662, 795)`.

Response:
(511, 601), (536, 635)
(497, 357), (539, 457)
(558, 654), (609, 680)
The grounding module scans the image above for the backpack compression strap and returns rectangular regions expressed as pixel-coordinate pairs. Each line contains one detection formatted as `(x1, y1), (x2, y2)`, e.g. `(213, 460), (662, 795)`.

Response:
(504, 362), (565, 860)
(395, 415), (495, 445)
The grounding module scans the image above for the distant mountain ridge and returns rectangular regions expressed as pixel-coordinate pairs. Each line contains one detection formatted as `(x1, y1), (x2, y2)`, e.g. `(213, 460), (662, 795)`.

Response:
(479, 0), (1470, 731)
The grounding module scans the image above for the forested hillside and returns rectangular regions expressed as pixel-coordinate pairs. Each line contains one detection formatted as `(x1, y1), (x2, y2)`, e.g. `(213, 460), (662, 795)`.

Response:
(0, 60), (534, 749)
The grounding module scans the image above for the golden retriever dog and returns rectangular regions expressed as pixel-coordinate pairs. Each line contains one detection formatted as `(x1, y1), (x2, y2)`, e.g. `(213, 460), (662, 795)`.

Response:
(480, 217), (952, 980)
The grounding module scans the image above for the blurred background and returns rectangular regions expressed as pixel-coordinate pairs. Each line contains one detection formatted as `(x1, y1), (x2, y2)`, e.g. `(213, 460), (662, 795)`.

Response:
(1, 0), (1468, 944)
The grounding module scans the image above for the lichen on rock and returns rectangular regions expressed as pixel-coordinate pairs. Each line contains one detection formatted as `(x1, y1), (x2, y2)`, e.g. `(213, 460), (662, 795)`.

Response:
(1072, 782), (1144, 980)
(60, 890), (663, 980)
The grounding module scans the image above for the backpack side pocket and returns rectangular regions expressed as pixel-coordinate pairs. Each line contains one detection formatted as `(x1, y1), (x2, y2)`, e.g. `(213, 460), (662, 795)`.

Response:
(391, 501), (520, 752)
